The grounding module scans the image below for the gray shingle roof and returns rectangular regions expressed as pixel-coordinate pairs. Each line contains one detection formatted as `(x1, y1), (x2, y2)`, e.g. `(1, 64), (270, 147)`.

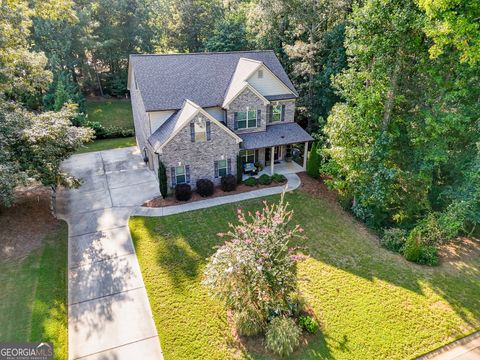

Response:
(239, 123), (313, 150)
(147, 111), (179, 149)
(130, 51), (298, 112)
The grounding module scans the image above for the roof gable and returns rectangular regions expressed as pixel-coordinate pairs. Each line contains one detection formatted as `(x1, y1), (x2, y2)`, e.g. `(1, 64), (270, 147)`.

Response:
(129, 51), (297, 112)
(149, 99), (242, 152)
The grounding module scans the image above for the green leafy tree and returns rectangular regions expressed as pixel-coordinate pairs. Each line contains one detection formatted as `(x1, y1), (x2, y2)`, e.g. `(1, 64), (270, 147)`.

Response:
(205, 14), (250, 52)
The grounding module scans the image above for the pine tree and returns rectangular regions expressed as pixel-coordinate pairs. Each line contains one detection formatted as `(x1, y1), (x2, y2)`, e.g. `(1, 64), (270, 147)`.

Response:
(306, 142), (320, 178)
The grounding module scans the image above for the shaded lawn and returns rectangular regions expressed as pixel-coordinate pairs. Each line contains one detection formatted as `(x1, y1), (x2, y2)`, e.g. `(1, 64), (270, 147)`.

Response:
(86, 99), (133, 130)
(129, 191), (480, 360)
(0, 222), (68, 360)
(76, 137), (136, 154)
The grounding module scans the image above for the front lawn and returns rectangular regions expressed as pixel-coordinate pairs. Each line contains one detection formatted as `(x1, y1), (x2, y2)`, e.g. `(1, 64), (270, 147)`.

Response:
(130, 191), (480, 359)
(76, 136), (136, 154)
(85, 99), (134, 130)
(0, 223), (68, 360)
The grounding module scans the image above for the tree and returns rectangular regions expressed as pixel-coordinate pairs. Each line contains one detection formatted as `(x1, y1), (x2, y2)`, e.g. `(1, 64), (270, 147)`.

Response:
(323, 0), (480, 239)
(416, 0), (480, 65)
(158, 160), (168, 199)
(306, 142), (321, 178)
(236, 155), (243, 184)
(205, 14), (250, 52)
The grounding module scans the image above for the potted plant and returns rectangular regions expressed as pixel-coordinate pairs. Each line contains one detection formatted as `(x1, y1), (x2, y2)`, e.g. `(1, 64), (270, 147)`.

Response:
(254, 161), (264, 172)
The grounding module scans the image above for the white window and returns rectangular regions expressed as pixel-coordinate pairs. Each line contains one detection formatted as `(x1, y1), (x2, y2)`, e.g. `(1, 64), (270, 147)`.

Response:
(217, 159), (227, 177)
(271, 104), (282, 122)
(236, 110), (257, 129)
(175, 165), (186, 184)
(194, 122), (206, 141)
(241, 150), (256, 164)
(257, 69), (263, 78)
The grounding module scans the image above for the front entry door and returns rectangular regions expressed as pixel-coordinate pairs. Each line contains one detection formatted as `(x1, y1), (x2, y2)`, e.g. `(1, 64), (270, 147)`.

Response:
(265, 146), (280, 162)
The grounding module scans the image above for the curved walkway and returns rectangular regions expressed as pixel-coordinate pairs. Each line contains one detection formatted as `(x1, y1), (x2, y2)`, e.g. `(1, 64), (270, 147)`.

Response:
(57, 146), (301, 360)
(132, 172), (300, 217)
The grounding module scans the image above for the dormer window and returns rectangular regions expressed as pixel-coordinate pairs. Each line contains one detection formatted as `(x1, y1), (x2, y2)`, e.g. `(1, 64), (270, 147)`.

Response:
(257, 69), (263, 79)
(194, 121), (206, 141)
(235, 109), (258, 129)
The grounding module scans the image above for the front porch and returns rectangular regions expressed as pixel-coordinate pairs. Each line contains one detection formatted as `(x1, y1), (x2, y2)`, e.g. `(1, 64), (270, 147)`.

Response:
(243, 159), (304, 180)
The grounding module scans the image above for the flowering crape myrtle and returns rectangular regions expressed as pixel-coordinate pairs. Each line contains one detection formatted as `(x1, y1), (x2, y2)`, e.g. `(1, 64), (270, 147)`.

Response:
(203, 193), (307, 325)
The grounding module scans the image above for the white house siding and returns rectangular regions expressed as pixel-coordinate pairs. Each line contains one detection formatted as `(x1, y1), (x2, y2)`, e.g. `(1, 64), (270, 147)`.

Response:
(149, 110), (175, 134)
(130, 70), (153, 163)
(205, 106), (225, 122)
(247, 65), (294, 96)
(159, 112), (239, 190)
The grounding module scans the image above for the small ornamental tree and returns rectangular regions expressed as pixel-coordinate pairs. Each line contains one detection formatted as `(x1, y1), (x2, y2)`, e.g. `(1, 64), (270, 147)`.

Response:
(203, 193), (307, 331)
(158, 160), (168, 199)
(236, 155), (243, 184)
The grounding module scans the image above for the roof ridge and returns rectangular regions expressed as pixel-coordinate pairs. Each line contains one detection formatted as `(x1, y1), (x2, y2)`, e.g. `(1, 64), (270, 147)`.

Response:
(130, 50), (275, 57)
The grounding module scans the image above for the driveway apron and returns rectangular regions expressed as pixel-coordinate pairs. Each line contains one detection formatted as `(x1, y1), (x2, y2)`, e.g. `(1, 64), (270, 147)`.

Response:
(57, 147), (163, 360)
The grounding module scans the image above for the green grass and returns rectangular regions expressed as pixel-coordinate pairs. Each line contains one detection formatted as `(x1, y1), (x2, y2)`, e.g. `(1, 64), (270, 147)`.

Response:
(129, 191), (480, 360)
(0, 222), (68, 360)
(76, 137), (136, 154)
(86, 99), (133, 130)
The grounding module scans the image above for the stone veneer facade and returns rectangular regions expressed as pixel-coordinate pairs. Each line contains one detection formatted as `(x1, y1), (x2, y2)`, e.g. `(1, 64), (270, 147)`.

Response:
(159, 113), (240, 189)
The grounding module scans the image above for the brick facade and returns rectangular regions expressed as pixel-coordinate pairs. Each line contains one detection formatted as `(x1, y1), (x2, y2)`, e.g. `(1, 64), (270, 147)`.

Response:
(159, 113), (240, 190)
(226, 87), (267, 134)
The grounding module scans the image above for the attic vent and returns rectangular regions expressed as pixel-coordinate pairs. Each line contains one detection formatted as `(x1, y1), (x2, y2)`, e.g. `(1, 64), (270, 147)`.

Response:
(257, 69), (263, 79)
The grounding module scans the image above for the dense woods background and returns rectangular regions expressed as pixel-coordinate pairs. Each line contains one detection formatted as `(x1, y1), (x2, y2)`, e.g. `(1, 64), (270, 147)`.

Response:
(1, 0), (479, 262)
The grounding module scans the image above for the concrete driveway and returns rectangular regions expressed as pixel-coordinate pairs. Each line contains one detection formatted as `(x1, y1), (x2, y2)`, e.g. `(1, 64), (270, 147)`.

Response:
(57, 146), (163, 360)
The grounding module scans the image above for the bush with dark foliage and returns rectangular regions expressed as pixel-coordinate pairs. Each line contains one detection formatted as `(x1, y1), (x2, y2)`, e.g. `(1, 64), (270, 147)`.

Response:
(272, 173), (287, 183)
(196, 179), (214, 197)
(221, 174), (237, 192)
(175, 183), (192, 201)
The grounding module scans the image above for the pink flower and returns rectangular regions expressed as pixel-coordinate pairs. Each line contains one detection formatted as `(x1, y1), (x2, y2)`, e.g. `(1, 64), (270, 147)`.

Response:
(237, 208), (242, 215)
(289, 253), (309, 261)
(217, 232), (225, 237)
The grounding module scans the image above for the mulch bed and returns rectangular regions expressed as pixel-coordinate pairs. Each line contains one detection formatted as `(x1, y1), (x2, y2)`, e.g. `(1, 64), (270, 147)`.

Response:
(296, 172), (338, 203)
(143, 181), (285, 208)
(0, 185), (60, 261)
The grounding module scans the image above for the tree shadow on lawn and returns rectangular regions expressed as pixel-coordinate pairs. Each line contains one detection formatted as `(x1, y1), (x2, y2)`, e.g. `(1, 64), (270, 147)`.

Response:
(131, 191), (480, 358)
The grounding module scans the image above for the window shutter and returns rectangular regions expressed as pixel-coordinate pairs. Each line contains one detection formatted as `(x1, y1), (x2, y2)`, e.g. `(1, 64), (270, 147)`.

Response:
(267, 105), (273, 123)
(257, 109), (261, 127)
(255, 150), (259, 162)
(281, 104), (286, 121)
(190, 122), (195, 142)
(233, 112), (238, 130)
(227, 158), (232, 175)
(170, 167), (176, 187)
(185, 165), (191, 183)
(206, 121), (211, 140)
(214, 161), (219, 178)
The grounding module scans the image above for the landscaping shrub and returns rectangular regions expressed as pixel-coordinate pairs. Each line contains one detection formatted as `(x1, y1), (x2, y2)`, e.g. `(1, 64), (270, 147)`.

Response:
(220, 174), (237, 192)
(403, 234), (439, 266)
(196, 179), (214, 197)
(203, 194), (307, 327)
(272, 173), (287, 183)
(380, 228), (407, 253)
(298, 315), (319, 334)
(258, 174), (272, 185)
(158, 160), (168, 199)
(175, 183), (192, 201)
(306, 141), (321, 178)
(265, 317), (301, 357)
(234, 309), (265, 337)
(244, 177), (257, 186)
(287, 293), (306, 318)
(236, 156), (243, 184)
(85, 121), (134, 139)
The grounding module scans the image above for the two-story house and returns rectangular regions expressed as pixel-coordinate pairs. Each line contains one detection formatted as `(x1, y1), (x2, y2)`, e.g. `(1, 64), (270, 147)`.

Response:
(127, 50), (312, 190)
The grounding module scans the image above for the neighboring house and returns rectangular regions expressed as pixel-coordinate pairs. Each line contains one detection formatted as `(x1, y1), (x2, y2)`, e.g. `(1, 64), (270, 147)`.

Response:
(127, 50), (313, 190)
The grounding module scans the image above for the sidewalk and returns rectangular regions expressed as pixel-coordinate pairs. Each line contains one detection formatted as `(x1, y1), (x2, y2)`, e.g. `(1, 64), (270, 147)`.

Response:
(418, 332), (480, 360)
(132, 173), (300, 217)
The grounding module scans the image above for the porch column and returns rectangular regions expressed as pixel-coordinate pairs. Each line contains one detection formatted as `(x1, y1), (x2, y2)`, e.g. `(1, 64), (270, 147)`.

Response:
(303, 141), (308, 170)
(270, 146), (275, 175)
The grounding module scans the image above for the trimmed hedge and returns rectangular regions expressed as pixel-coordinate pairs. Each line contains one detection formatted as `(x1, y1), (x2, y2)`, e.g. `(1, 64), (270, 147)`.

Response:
(221, 174), (237, 192)
(244, 177), (258, 186)
(175, 183), (192, 201)
(258, 174), (272, 185)
(272, 173), (287, 183)
(196, 179), (214, 197)
(86, 121), (134, 139)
